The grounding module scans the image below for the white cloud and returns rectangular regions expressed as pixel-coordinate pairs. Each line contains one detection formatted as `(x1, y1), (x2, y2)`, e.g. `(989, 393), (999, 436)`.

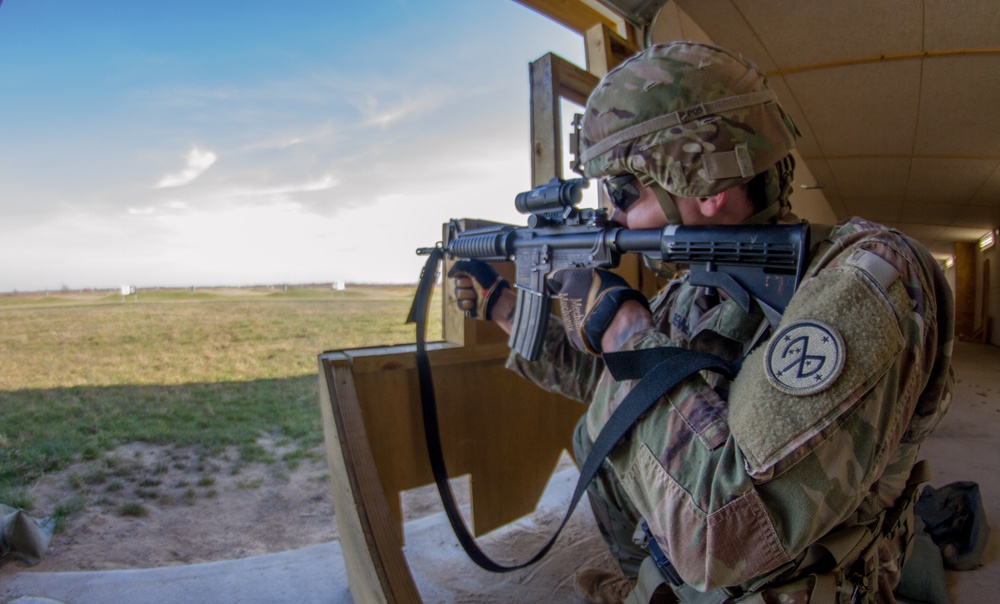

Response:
(155, 146), (218, 188)
(231, 175), (339, 199)
(0, 0), (593, 293)
(353, 89), (447, 129)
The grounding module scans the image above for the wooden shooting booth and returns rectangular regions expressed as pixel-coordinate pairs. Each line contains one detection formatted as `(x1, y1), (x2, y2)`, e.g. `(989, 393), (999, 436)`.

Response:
(318, 17), (651, 604)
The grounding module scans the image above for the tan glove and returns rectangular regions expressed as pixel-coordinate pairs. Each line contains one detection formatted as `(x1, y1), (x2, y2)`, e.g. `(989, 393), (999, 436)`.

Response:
(548, 268), (649, 355)
(447, 260), (510, 320)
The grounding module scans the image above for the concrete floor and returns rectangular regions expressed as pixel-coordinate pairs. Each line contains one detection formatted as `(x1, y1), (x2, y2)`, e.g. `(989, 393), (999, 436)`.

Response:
(917, 341), (1000, 601)
(1, 342), (996, 603)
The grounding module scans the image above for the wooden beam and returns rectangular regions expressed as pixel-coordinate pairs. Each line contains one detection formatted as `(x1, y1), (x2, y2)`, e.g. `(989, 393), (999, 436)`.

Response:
(585, 23), (640, 78)
(511, 0), (627, 38)
(529, 54), (561, 185)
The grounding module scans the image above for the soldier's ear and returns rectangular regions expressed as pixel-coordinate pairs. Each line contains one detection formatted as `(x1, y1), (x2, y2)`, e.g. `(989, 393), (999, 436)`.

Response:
(696, 192), (728, 218)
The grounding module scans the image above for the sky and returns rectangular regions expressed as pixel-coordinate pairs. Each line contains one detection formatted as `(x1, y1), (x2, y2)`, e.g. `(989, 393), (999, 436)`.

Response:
(0, 0), (589, 292)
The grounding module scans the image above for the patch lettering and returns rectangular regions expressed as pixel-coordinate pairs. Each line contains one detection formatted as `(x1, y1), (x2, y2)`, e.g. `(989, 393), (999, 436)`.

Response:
(764, 320), (845, 396)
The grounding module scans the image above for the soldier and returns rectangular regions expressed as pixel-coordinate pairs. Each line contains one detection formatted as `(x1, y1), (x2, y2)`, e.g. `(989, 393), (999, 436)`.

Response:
(450, 42), (954, 603)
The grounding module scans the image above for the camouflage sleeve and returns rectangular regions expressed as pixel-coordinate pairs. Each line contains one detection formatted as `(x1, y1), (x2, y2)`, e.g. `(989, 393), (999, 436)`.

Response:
(505, 314), (606, 404)
(584, 226), (953, 592)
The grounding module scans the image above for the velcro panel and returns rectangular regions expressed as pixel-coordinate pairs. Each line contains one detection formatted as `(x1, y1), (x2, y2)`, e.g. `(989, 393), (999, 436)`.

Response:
(729, 266), (904, 479)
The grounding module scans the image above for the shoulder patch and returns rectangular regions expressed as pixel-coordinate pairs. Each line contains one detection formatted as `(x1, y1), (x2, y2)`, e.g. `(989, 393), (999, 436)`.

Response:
(764, 320), (845, 396)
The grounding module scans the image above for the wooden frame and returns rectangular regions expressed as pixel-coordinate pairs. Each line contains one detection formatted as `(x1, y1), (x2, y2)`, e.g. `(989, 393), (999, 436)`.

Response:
(529, 52), (599, 186)
(511, 0), (633, 40)
(319, 343), (585, 603)
(528, 46), (661, 298)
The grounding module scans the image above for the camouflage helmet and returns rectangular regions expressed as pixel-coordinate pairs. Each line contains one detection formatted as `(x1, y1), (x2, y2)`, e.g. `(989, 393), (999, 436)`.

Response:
(577, 42), (799, 223)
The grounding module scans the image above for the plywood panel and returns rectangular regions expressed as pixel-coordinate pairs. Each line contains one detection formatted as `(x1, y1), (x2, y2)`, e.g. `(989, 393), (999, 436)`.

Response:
(916, 55), (1000, 157)
(324, 343), (584, 536)
(906, 158), (999, 204)
(902, 202), (962, 226)
(826, 157), (911, 201)
(319, 353), (421, 604)
(648, 1), (714, 48)
(972, 165), (1000, 205)
(728, 0), (923, 67)
(670, 0), (774, 70)
(925, 0), (1000, 49)
(766, 75), (822, 160)
(785, 61), (921, 157)
(319, 342), (588, 601)
(955, 204), (1000, 230)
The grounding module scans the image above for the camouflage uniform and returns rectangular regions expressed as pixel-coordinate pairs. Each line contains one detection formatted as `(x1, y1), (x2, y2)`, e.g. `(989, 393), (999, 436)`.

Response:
(508, 218), (953, 602)
(508, 216), (953, 602)
(499, 42), (954, 602)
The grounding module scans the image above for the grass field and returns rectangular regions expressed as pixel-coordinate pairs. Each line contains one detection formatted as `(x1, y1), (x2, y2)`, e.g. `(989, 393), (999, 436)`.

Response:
(0, 284), (441, 512)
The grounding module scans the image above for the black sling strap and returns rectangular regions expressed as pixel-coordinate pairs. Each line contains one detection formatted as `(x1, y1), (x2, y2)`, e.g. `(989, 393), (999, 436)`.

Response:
(407, 252), (741, 572)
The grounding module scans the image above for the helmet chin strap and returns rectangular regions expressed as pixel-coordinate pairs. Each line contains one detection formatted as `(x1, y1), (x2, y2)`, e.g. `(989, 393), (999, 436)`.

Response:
(650, 184), (682, 224)
(742, 201), (783, 225)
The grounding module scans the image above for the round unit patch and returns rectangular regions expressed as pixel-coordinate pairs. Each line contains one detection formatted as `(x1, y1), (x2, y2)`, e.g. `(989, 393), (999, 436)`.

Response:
(764, 320), (846, 396)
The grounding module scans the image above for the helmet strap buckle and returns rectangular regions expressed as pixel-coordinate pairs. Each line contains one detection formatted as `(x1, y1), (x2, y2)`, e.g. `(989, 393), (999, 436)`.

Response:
(569, 113), (585, 176)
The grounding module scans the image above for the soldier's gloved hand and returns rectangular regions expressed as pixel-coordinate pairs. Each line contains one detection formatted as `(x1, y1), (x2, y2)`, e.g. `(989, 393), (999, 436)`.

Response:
(447, 260), (510, 321)
(547, 268), (649, 355)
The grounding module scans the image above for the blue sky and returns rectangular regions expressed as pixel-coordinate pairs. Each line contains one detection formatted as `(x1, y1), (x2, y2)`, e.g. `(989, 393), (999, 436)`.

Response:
(0, 0), (587, 291)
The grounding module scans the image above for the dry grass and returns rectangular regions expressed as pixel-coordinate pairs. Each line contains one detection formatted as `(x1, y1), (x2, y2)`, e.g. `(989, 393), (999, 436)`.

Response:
(0, 284), (442, 511)
(0, 284), (437, 389)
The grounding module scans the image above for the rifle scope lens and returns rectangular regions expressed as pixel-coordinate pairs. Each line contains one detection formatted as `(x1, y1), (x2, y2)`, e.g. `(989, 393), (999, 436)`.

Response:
(514, 178), (586, 215)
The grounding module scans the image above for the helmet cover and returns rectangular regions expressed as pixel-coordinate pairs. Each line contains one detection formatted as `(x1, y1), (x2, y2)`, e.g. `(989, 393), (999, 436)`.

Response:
(579, 42), (799, 219)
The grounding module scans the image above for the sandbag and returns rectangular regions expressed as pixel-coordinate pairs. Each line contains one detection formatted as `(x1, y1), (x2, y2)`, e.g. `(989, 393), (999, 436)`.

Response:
(894, 516), (949, 604)
(1, 504), (54, 566)
(914, 481), (990, 571)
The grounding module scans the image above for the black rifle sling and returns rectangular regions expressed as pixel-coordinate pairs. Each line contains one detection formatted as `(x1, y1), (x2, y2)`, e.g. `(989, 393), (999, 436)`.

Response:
(408, 251), (741, 572)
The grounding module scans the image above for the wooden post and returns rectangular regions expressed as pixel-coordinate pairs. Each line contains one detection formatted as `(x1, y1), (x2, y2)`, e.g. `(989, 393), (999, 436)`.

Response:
(584, 23), (639, 78)
(956, 241), (976, 339)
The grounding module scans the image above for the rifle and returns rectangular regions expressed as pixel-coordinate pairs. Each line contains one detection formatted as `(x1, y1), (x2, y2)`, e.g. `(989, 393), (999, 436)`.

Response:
(407, 177), (810, 574)
(418, 177), (810, 361)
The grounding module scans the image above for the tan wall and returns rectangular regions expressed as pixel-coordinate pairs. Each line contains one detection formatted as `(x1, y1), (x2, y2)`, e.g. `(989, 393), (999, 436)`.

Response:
(955, 241), (977, 340)
(976, 238), (999, 346)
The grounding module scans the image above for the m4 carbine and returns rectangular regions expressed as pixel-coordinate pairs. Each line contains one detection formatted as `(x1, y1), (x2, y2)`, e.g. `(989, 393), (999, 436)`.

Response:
(418, 177), (809, 361)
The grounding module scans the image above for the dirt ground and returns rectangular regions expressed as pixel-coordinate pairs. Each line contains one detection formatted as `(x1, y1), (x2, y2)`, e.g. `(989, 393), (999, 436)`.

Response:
(2, 440), (460, 574)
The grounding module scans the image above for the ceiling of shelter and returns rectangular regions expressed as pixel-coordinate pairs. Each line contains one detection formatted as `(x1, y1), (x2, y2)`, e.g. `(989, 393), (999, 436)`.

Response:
(591, 0), (1000, 259)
